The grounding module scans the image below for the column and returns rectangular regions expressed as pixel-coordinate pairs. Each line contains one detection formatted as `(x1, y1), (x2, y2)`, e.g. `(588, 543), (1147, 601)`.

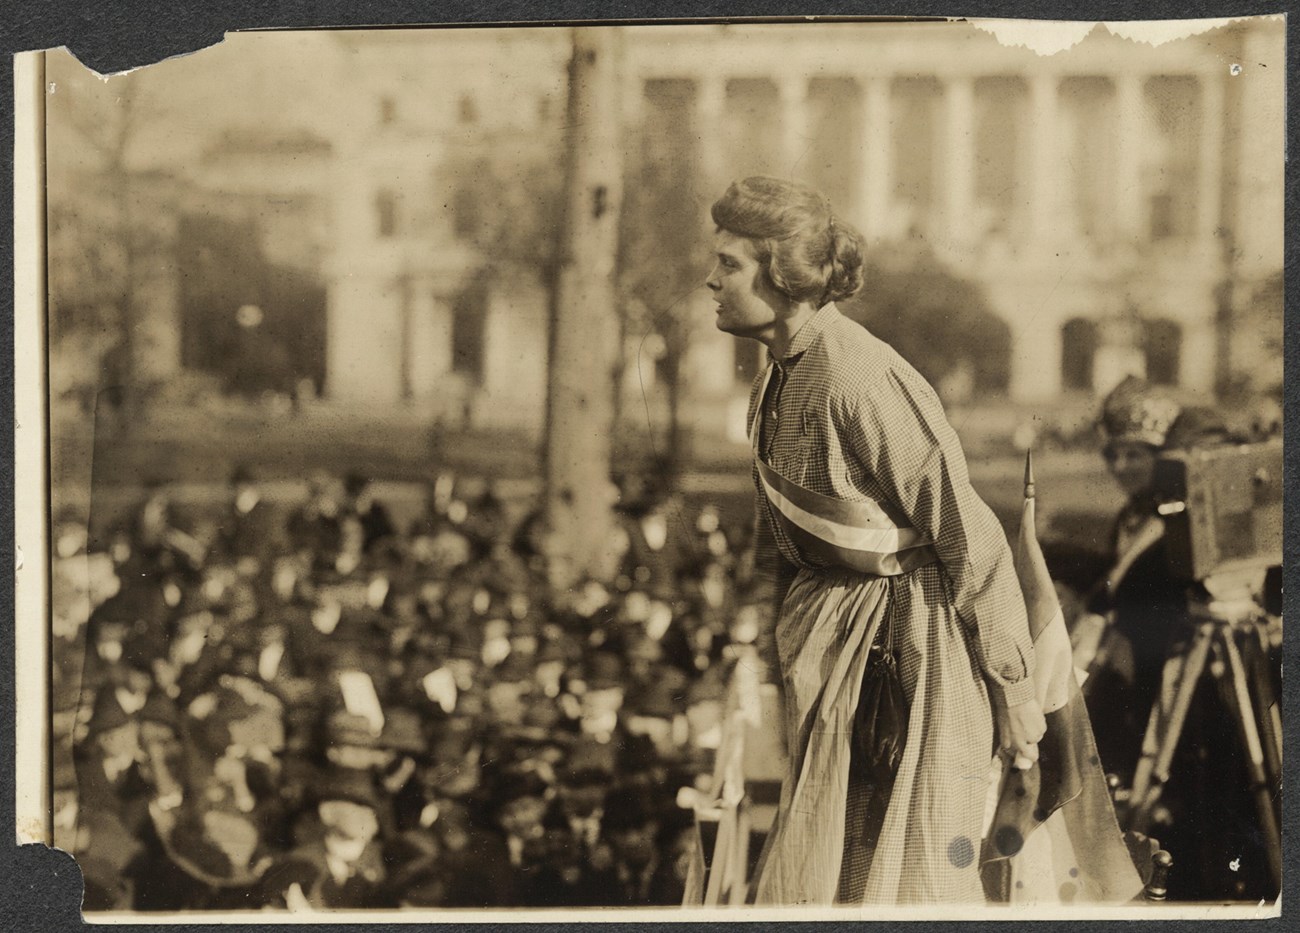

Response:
(695, 73), (726, 215)
(857, 76), (893, 242)
(1179, 317), (1217, 395)
(621, 71), (644, 130)
(777, 75), (808, 179)
(1197, 71), (1225, 257)
(1114, 72), (1146, 238)
(1028, 74), (1060, 246)
(944, 76), (976, 246)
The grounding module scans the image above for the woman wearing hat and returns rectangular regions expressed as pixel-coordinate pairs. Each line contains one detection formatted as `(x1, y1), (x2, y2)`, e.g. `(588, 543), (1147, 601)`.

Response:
(1072, 377), (1270, 901)
(1071, 376), (1191, 777)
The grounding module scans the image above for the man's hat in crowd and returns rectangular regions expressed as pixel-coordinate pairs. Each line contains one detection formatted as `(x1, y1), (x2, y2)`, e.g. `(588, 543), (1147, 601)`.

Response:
(1099, 376), (1182, 448)
(326, 709), (381, 749)
(85, 689), (134, 739)
(601, 786), (658, 833)
(230, 463), (258, 487)
(585, 651), (625, 690)
(377, 707), (428, 756)
(626, 668), (688, 720)
(559, 738), (617, 785)
(686, 666), (728, 707)
(487, 766), (550, 811)
(139, 689), (182, 734)
(316, 766), (381, 811)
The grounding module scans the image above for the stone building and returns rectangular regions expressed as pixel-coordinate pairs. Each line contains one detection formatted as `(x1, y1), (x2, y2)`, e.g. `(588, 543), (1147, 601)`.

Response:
(315, 19), (1283, 436)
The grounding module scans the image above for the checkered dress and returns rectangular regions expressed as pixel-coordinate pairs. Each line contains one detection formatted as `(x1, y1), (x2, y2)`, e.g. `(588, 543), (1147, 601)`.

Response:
(746, 304), (1036, 906)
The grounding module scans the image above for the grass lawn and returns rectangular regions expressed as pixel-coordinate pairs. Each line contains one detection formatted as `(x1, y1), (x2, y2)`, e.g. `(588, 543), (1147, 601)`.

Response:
(51, 399), (1124, 588)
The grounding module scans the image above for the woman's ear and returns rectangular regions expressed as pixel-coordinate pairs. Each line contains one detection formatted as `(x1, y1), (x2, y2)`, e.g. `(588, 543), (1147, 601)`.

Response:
(762, 252), (793, 306)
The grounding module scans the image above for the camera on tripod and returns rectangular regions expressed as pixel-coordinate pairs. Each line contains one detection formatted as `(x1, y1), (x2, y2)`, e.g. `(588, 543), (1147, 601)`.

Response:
(1124, 435), (1283, 896)
(1150, 436), (1283, 585)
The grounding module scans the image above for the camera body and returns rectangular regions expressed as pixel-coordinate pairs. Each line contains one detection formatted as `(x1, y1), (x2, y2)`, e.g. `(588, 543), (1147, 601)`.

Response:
(1152, 438), (1283, 582)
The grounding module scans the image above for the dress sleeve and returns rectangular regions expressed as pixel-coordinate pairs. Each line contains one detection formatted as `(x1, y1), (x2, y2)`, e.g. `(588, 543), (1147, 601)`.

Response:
(845, 365), (1037, 708)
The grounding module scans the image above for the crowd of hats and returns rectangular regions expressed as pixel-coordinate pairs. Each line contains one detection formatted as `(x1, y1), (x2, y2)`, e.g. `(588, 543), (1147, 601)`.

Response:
(52, 467), (771, 911)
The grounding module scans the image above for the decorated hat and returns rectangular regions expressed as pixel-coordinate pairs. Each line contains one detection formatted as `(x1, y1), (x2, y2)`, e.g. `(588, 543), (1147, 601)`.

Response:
(158, 803), (271, 888)
(1099, 376), (1182, 448)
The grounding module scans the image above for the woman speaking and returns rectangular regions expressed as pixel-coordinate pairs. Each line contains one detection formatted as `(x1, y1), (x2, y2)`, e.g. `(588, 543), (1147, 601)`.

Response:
(704, 176), (1045, 905)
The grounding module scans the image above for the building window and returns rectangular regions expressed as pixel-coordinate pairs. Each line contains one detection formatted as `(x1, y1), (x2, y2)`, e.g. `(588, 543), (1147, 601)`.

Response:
(379, 96), (396, 125)
(1061, 318), (1099, 391)
(375, 190), (398, 238)
(451, 284), (487, 384)
(1142, 318), (1182, 386)
(458, 94), (478, 125)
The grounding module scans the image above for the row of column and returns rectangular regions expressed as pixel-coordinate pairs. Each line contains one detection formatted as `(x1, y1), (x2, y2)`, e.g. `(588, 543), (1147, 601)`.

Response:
(675, 70), (1224, 249)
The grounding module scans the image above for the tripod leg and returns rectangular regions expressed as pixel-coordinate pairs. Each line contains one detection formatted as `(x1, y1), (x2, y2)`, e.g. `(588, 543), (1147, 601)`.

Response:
(1244, 623), (1283, 798)
(1216, 629), (1283, 893)
(1129, 624), (1213, 832)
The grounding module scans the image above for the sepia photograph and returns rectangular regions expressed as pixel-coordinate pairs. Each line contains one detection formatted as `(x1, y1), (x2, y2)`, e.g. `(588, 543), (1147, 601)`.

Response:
(13, 14), (1285, 922)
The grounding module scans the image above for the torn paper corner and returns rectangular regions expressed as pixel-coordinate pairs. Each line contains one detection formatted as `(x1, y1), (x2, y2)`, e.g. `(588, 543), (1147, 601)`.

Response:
(55, 33), (230, 82)
(966, 19), (1100, 56)
(18, 817), (50, 847)
(968, 16), (1272, 56)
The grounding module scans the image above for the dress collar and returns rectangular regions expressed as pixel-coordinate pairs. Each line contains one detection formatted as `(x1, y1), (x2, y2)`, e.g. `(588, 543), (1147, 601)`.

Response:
(770, 303), (840, 364)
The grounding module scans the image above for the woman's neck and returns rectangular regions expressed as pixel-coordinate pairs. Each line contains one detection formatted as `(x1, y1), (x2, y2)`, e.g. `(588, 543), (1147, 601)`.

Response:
(765, 302), (820, 359)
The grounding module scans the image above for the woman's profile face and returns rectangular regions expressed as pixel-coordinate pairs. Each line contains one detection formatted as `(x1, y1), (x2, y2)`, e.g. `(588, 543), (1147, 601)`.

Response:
(706, 231), (785, 340)
(1103, 441), (1158, 498)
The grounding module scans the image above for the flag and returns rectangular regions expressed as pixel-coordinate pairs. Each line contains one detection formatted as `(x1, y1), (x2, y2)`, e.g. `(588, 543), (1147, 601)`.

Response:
(682, 652), (763, 907)
(981, 451), (1144, 905)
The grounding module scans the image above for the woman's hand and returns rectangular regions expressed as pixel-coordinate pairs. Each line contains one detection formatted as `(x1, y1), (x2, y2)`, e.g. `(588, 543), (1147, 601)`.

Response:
(995, 696), (1047, 770)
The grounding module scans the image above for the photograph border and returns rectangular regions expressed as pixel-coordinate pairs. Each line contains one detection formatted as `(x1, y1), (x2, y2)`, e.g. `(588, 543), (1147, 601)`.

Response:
(7, 2), (1296, 928)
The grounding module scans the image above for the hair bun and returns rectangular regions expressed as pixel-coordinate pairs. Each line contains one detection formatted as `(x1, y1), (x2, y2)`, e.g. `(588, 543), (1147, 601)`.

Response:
(823, 218), (864, 303)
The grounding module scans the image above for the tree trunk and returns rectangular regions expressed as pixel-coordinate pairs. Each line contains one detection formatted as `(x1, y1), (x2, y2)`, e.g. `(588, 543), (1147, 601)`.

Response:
(543, 27), (625, 588)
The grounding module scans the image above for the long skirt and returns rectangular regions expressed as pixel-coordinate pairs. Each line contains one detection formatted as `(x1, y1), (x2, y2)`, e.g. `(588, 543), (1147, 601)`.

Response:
(751, 565), (996, 905)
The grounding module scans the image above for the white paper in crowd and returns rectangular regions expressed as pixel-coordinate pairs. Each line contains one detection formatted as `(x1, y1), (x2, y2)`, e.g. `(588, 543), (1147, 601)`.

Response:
(337, 669), (385, 736)
(258, 642), (285, 682)
(422, 667), (458, 714)
(367, 575), (389, 609)
(311, 600), (342, 634)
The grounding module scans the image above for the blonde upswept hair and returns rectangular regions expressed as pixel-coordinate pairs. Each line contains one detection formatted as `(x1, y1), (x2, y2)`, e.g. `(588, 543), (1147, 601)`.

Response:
(711, 176), (864, 306)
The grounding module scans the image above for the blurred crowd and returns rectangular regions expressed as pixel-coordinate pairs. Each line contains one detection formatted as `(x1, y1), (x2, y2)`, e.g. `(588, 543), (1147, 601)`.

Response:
(48, 377), (1283, 911)
(53, 464), (769, 911)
